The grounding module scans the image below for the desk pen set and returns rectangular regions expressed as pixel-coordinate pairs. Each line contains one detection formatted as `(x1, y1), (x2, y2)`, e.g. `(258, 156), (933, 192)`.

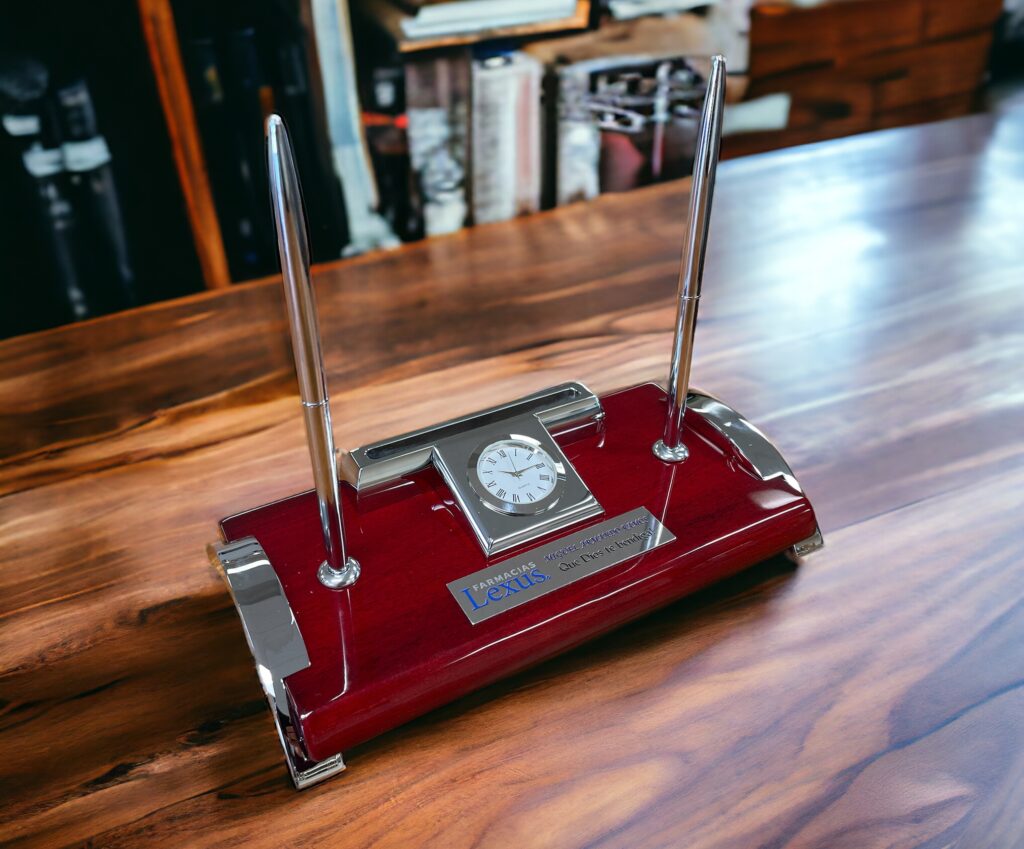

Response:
(212, 56), (822, 789)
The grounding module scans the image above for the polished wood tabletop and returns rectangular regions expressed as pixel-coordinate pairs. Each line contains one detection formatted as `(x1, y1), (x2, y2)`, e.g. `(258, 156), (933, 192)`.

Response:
(2, 105), (1023, 848)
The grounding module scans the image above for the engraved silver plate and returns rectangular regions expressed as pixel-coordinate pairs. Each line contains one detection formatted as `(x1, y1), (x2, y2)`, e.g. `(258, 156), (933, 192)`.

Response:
(448, 508), (675, 624)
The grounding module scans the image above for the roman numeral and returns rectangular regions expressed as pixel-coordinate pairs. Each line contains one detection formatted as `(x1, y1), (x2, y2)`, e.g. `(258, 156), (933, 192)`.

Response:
(487, 457), (496, 465)
(498, 450), (507, 458)
(512, 493), (520, 503)
(486, 480), (496, 488)
(496, 488), (506, 498)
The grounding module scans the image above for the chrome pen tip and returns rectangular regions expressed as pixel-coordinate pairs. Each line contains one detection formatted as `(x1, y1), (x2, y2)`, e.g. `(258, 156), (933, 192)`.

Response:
(266, 113), (296, 187)
(707, 55), (726, 99)
(266, 112), (311, 277)
(265, 113), (286, 162)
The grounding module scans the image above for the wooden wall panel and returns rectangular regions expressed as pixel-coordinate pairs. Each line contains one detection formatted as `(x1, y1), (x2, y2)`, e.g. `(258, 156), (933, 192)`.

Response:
(859, 32), (994, 111)
(748, 0), (923, 78)
(743, 0), (998, 155)
(874, 91), (977, 131)
(922, 0), (1003, 40)
(724, 78), (873, 158)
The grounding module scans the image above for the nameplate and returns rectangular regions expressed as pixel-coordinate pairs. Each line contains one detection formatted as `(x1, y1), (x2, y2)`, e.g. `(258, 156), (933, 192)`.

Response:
(448, 508), (675, 625)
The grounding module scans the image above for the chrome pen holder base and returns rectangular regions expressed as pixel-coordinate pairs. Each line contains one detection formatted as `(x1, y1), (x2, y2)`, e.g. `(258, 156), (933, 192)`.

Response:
(318, 557), (361, 589)
(652, 439), (690, 463)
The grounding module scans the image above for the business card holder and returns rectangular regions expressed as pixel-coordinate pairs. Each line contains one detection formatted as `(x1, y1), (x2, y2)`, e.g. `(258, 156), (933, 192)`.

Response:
(211, 57), (822, 788)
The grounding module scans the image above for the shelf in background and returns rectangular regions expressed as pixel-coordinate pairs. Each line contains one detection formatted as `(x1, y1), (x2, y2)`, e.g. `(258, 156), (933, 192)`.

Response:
(359, 0), (591, 54)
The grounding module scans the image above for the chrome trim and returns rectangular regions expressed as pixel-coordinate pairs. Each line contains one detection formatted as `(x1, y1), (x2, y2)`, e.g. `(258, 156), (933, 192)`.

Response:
(342, 381), (603, 491)
(790, 527), (825, 559)
(213, 536), (347, 789)
(687, 392), (799, 483)
(266, 114), (359, 589)
(658, 55), (726, 461)
(289, 751), (346, 790)
(686, 390), (824, 557)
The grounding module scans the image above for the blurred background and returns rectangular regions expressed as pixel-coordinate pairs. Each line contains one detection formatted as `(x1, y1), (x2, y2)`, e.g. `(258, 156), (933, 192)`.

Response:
(1, 0), (1022, 339)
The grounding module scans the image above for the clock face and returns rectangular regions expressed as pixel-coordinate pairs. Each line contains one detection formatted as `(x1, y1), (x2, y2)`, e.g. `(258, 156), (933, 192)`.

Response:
(472, 437), (563, 515)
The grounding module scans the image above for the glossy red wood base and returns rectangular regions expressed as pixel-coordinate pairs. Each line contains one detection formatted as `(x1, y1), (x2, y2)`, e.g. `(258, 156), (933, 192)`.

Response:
(220, 383), (819, 764)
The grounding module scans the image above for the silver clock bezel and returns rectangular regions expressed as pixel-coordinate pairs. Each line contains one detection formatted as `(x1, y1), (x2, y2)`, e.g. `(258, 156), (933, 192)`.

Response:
(467, 434), (567, 516)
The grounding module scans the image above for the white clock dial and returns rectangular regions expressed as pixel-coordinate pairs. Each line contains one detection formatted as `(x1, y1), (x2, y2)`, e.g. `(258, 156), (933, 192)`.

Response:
(474, 438), (560, 511)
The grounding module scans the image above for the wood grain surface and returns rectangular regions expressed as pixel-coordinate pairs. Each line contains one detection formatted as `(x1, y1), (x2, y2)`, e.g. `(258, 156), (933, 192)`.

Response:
(2, 107), (1024, 848)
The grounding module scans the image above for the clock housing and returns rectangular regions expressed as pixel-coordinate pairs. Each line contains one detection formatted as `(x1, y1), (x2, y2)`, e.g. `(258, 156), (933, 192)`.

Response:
(342, 383), (604, 557)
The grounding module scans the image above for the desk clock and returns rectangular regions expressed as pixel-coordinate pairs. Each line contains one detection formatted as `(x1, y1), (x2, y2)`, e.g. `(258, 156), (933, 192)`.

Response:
(211, 56), (822, 789)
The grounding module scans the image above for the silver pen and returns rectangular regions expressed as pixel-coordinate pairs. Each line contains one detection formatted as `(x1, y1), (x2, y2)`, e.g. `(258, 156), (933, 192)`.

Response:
(266, 113), (360, 589)
(654, 54), (727, 463)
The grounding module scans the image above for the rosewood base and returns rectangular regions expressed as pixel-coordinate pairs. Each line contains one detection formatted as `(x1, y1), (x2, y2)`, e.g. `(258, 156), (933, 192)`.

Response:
(214, 383), (822, 787)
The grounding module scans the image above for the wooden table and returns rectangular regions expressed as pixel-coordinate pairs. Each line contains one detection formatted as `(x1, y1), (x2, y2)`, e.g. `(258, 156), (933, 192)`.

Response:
(3, 106), (1023, 848)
